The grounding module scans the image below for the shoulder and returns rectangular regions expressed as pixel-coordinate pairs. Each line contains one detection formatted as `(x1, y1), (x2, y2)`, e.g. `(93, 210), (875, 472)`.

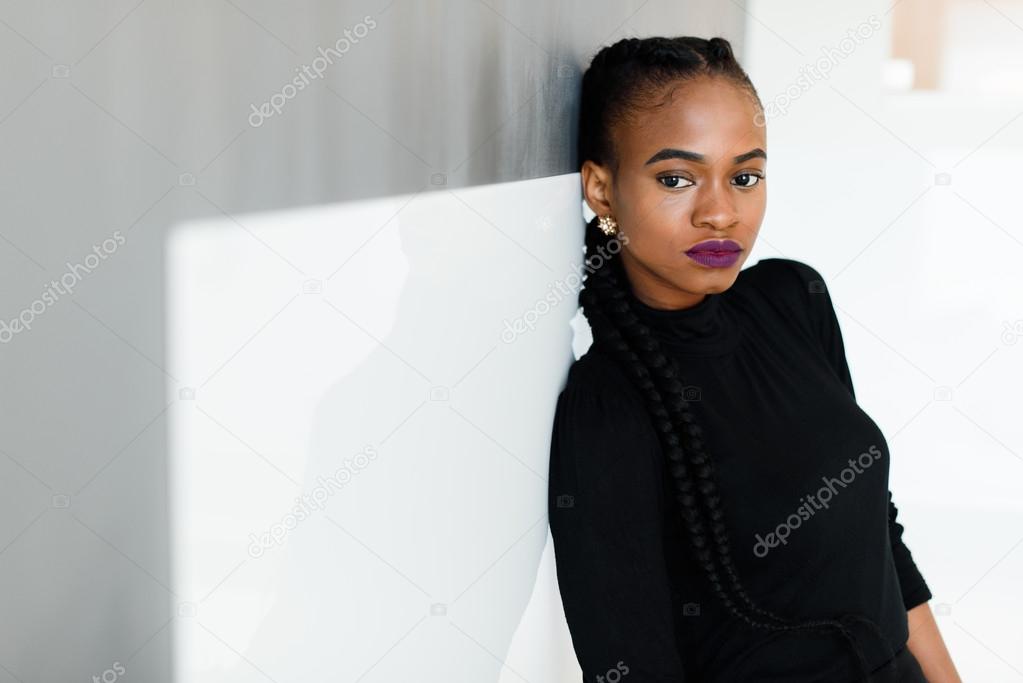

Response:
(551, 347), (660, 461)
(561, 345), (629, 394)
(733, 257), (835, 332)
(736, 257), (829, 302)
(556, 346), (647, 426)
(549, 346), (666, 514)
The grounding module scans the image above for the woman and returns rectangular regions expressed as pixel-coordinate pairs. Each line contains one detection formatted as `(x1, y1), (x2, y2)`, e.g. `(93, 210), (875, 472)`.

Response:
(547, 36), (961, 682)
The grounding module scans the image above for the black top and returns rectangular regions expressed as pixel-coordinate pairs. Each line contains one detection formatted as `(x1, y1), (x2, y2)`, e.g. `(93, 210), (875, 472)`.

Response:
(548, 257), (932, 682)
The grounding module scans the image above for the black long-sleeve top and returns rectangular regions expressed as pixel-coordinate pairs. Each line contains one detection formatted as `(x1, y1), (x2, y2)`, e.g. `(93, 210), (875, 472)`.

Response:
(548, 257), (932, 682)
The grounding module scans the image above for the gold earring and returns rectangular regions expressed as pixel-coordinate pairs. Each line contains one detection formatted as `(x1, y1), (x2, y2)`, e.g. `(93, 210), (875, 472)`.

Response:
(598, 214), (618, 236)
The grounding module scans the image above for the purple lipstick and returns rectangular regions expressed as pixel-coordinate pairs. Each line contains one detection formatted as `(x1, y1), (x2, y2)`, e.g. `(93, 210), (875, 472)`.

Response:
(684, 239), (742, 268)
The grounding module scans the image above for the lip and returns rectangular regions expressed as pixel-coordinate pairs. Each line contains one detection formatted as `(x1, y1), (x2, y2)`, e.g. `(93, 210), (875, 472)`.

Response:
(684, 239), (743, 268)
(685, 239), (742, 254)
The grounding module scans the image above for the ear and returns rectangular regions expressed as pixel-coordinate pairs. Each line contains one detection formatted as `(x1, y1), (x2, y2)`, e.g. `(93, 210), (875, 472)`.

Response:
(581, 159), (614, 218)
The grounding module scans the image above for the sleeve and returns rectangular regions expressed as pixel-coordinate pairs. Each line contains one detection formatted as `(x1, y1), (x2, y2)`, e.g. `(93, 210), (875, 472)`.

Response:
(782, 259), (933, 611)
(548, 361), (688, 681)
(886, 491), (934, 610)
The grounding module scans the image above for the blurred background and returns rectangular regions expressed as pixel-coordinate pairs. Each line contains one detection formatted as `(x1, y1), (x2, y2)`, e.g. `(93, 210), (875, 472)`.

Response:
(1, 0), (1021, 680)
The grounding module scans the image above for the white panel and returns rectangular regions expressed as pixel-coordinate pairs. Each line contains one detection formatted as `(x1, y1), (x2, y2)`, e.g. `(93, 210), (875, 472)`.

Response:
(165, 173), (585, 681)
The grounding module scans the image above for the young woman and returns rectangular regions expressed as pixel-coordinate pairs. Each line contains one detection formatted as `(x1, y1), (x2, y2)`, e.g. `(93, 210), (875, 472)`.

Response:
(547, 36), (961, 682)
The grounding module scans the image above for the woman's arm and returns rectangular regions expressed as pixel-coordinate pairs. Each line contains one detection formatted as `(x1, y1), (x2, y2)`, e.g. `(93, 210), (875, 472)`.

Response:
(907, 602), (962, 682)
(548, 354), (689, 681)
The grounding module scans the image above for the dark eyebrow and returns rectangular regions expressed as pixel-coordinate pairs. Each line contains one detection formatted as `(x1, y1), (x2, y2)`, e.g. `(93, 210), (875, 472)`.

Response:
(644, 147), (767, 166)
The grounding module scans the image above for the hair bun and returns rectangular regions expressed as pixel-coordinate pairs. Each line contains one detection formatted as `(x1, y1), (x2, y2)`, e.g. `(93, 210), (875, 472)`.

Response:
(707, 36), (734, 62)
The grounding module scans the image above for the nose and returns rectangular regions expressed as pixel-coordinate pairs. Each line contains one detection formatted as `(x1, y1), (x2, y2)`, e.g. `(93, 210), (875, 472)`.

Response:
(691, 179), (740, 231)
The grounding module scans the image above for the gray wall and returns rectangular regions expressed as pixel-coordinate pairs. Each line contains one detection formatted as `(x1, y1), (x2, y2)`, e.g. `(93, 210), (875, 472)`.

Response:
(0, 1), (745, 680)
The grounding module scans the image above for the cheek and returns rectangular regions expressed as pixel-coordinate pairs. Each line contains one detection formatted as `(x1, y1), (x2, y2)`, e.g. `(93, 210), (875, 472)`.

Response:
(615, 187), (689, 256)
(740, 195), (767, 224)
(623, 187), (692, 232)
(625, 211), (688, 262)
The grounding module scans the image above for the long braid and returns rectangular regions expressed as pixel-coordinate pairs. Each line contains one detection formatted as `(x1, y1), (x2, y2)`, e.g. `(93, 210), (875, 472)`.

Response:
(578, 36), (888, 680)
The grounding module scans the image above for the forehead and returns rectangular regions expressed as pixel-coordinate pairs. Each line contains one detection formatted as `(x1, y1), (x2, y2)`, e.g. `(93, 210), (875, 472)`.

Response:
(616, 76), (765, 166)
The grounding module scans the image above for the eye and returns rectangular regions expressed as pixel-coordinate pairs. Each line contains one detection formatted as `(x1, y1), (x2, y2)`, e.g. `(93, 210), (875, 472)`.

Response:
(657, 175), (693, 189)
(657, 172), (765, 190)
(733, 172), (764, 188)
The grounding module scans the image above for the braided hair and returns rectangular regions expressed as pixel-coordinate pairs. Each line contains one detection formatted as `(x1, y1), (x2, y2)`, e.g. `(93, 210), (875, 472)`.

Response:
(577, 36), (885, 680)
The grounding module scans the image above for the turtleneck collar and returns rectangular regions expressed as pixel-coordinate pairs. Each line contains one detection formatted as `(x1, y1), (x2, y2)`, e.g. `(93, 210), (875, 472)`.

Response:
(624, 284), (742, 357)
